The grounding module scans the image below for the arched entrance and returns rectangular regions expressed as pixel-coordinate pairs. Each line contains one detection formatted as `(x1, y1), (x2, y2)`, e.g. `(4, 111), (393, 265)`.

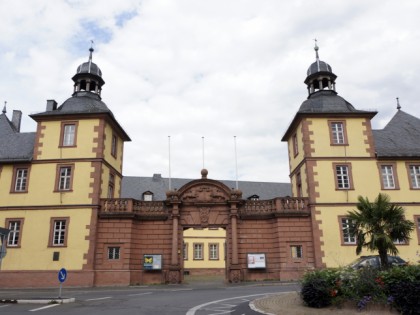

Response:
(165, 169), (242, 283)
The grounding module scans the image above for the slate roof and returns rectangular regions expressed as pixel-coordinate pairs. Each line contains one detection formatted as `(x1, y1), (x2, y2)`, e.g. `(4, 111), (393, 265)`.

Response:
(30, 92), (131, 141)
(373, 110), (420, 158)
(0, 113), (35, 162)
(282, 91), (377, 141)
(30, 92), (113, 117)
(298, 90), (373, 114)
(121, 174), (292, 201)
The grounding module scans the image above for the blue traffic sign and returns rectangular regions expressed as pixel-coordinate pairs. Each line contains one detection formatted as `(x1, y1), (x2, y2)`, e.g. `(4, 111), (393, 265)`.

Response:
(58, 268), (67, 283)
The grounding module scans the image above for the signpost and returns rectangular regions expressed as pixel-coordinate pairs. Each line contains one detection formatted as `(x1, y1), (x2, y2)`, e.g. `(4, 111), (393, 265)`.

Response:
(58, 268), (67, 298)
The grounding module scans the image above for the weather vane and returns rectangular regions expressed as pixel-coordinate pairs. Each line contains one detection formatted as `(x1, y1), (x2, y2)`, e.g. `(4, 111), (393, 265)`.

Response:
(396, 97), (401, 110)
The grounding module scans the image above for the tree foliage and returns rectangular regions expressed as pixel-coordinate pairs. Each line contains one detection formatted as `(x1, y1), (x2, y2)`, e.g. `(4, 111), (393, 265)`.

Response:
(347, 193), (415, 269)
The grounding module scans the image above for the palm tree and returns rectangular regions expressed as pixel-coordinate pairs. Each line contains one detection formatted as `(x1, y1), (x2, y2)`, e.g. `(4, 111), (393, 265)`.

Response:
(347, 193), (415, 269)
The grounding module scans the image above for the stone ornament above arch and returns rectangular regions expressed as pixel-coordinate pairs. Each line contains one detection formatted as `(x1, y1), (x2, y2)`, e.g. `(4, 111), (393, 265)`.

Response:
(181, 184), (229, 203)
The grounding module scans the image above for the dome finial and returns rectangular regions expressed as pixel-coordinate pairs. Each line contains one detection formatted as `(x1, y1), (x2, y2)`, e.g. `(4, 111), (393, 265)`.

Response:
(89, 40), (94, 62)
(314, 38), (319, 60)
(396, 97), (401, 110)
(2, 101), (6, 114)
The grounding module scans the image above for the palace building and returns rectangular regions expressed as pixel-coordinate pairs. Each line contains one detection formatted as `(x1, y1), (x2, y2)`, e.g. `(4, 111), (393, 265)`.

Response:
(0, 45), (419, 287)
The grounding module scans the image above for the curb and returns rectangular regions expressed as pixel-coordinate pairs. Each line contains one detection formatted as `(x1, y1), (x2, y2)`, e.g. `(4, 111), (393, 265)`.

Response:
(1, 298), (75, 304)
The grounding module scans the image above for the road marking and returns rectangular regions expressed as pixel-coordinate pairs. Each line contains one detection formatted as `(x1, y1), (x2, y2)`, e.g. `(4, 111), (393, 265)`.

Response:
(170, 288), (193, 292)
(186, 293), (275, 315)
(128, 292), (153, 296)
(85, 296), (112, 301)
(29, 304), (60, 312)
(0, 305), (10, 308)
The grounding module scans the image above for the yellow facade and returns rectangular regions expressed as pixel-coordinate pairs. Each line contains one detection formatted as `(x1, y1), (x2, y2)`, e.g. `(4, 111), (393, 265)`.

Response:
(0, 208), (91, 270)
(183, 228), (226, 269)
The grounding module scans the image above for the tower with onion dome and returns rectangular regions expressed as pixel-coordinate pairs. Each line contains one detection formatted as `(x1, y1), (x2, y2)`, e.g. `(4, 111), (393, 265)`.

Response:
(0, 47), (130, 287)
(282, 42), (378, 269)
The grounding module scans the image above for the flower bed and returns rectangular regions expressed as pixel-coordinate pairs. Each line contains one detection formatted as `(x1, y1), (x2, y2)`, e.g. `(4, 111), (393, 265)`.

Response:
(300, 265), (420, 314)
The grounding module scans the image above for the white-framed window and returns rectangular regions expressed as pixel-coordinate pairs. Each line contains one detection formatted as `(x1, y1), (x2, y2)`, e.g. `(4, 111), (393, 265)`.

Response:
(381, 165), (395, 189)
(341, 218), (356, 244)
(393, 239), (406, 245)
(7, 220), (22, 247)
(143, 192), (153, 201)
(193, 243), (203, 260)
(336, 165), (350, 189)
(330, 122), (345, 144)
(53, 220), (67, 246)
(409, 165), (420, 188)
(209, 243), (219, 260)
(108, 247), (120, 260)
(62, 124), (76, 146)
(14, 168), (28, 192)
(291, 245), (303, 259)
(58, 166), (72, 191)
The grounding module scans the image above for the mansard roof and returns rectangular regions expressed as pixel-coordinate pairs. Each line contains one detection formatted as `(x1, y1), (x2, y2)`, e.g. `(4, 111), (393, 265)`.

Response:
(30, 92), (112, 117)
(0, 113), (35, 162)
(121, 174), (292, 201)
(30, 92), (131, 141)
(282, 91), (377, 141)
(298, 90), (373, 114)
(373, 110), (420, 158)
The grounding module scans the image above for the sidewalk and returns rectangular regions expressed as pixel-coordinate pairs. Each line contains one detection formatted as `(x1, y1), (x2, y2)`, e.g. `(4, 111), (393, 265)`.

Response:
(250, 292), (399, 315)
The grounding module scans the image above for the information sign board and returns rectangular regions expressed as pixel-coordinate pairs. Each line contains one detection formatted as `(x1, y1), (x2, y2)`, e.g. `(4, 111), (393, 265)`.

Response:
(143, 254), (162, 270)
(247, 253), (266, 269)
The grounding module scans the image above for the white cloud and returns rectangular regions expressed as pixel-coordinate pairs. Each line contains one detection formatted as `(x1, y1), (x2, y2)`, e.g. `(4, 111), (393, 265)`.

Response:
(1, 0), (420, 184)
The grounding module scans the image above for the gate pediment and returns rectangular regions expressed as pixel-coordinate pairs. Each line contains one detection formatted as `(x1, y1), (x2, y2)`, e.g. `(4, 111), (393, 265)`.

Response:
(177, 169), (234, 204)
(179, 181), (231, 203)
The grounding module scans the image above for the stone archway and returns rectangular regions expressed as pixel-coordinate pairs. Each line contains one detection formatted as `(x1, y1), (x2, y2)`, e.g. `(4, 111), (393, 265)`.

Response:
(165, 169), (242, 283)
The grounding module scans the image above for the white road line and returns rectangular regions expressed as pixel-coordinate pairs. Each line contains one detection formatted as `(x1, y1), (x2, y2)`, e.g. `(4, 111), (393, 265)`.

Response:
(85, 296), (112, 301)
(128, 292), (153, 296)
(171, 288), (193, 292)
(186, 293), (276, 315)
(0, 305), (10, 308)
(29, 304), (60, 312)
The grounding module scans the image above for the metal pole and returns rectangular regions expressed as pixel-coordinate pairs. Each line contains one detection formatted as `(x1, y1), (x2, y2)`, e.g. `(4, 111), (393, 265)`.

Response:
(168, 136), (171, 190)
(234, 136), (238, 190)
(202, 136), (205, 169)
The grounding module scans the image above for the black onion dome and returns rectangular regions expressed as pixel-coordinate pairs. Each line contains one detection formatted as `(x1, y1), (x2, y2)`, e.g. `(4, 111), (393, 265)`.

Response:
(307, 60), (333, 76)
(76, 60), (102, 77)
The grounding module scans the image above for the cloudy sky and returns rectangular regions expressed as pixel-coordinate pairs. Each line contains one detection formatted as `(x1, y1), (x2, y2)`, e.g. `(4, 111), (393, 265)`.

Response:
(1, 0), (419, 183)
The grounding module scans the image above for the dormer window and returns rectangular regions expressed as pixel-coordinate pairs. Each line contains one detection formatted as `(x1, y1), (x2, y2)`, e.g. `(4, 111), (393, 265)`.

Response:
(248, 194), (259, 201)
(143, 191), (153, 201)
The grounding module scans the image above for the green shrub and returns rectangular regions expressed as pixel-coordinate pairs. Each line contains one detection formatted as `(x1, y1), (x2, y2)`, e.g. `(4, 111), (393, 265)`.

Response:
(301, 265), (420, 313)
(300, 269), (339, 308)
(381, 265), (420, 315)
(387, 280), (420, 315)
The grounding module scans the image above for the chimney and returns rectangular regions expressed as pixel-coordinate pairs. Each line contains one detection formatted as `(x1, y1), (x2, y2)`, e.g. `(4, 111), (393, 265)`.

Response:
(12, 110), (22, 132)
(46, 99), (57, 111)
(152, 174), (162, 181)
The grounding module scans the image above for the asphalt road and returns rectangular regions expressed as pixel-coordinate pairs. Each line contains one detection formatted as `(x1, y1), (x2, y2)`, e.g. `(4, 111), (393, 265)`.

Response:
(0, 281), (299, 314)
